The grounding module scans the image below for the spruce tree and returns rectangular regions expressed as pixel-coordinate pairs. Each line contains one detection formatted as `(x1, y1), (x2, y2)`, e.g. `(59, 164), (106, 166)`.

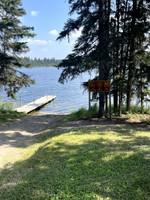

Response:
(57, 0), (149, 115)
(57, 0), (110, 117)
(109, 0), (150, 113)
(126, 0), (150, 111)
(0, 0), (35, 99)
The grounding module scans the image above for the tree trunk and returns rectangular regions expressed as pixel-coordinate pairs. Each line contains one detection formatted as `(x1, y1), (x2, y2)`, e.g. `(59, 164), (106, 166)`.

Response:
(126, 0), (137, 111)
(106, 93), (108, 117)
(119, 0), (128, 115)
(126, 75), (132, 111)
(114, 89), (118, 113)
(98, 0), (105, 118)
(119, 91), (122, 116)
(141, 87), (144, 109)
(140, 65), (144, 110)
(113, 0), (120, 114)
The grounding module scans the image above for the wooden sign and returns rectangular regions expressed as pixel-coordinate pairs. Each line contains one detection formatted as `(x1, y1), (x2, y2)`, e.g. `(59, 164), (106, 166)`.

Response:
(88, 80), (110, 92)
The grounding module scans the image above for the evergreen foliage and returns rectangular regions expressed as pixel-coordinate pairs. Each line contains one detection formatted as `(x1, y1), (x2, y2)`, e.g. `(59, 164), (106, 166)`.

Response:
(23, 57), (61, 67)
(57, 0), (150, 116)
(0, 0), (35, 99)
(57, 0), (110, 117)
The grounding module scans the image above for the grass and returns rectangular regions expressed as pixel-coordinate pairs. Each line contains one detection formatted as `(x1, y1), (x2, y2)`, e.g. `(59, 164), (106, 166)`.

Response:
(65, 104), (99, 120)
(0, 120), (150, 200)
(141, 118), (150, 125)
(121, 105), (150, 115)
(65, 104), (150, 125)
(0, 101), (26, 122)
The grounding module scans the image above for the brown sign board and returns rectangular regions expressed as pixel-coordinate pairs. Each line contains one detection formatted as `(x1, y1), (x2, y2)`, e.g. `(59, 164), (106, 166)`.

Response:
(88, 80), (111, 92)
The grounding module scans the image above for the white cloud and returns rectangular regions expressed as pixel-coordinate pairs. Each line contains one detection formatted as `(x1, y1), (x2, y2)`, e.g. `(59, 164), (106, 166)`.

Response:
(71, 28), (83, 38)
(48, 40), (52, 44)
(31, 11), (39, 16)
(26, 39), (48, 45)
(49, 29), (58, 36)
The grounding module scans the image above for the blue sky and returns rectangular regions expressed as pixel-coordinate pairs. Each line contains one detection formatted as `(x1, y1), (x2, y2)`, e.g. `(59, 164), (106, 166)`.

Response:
(21, 0), (81, 59)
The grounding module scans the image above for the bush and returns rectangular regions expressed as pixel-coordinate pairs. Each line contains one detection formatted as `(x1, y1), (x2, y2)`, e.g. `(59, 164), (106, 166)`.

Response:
(66, 103), (150, 120)
(66, 104), (99, 120)
(0, 101), (25, 122)
(115, 104), (150, 115)
(0, 101), (13, 112)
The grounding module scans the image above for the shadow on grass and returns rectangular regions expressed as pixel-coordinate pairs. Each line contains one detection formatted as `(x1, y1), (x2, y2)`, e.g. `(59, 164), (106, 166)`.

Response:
(0, 110), (26, 122)
(0, 114), (64, 148)
(0, 123), (150, 200)
(0, 112), (149, 149)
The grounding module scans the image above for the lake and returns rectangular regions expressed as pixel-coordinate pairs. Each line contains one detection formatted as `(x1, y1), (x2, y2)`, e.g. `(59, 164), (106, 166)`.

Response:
(0, 67), (95, 114)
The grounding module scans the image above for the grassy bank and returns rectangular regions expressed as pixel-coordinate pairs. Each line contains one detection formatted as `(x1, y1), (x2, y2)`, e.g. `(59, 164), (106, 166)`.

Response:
(66, 105), (150, 124)
(0, 118), (150, 199)
(0, 102), (25, 122)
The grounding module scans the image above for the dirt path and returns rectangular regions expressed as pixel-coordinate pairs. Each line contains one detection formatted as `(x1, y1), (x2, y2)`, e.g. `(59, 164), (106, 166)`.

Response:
(0, 113), (64, 170)
(0, 112), (117, 170)
(0, 113), (149, 171)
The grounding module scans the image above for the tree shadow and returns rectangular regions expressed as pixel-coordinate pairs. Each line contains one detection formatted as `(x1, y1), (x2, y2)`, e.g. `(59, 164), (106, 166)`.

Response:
(0, 114), (149, 149)
(0, 123), (150, 200)
(0, 114), (65, 148)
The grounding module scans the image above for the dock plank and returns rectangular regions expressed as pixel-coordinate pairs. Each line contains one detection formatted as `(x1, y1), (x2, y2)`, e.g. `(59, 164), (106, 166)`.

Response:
(14, 95), (56, 113)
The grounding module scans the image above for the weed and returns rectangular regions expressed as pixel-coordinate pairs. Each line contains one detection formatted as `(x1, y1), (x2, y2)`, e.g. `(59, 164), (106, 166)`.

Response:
(65, 104), (99, 120)
(0, 101), (26, 122)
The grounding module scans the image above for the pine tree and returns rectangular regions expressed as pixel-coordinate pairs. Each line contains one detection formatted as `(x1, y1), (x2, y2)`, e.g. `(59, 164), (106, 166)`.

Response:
(125, 0), (150, 111)
(57, 0), (149, 115)
(0, 0), (35, 99)
(57, 0), (110, 117)
(109, 0), (150, 113)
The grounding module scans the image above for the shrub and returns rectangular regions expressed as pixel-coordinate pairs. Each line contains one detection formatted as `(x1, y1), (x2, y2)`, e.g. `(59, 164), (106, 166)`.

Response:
(66, 104), (99, 120)
(0, 101), (13, 112)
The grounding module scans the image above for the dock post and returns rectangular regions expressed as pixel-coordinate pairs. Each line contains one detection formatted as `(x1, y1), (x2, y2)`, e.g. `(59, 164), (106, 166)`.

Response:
(20, 96), (22, 105)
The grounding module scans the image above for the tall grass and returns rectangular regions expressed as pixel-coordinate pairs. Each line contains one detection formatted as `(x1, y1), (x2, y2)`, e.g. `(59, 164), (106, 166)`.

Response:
(66, 104), (99, 120)
(66, 103), (150, 120)
(121, 105), (150, 114)
(0, 101), (25, 122)
(0, 100), (13, 112)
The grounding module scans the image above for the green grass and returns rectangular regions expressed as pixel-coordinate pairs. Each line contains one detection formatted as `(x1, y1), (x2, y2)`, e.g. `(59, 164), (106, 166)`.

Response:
(0, 121), (150, 200)
(65, 104), (150, 123)
(65, 104), (99, 120)
(0, 102), (26, 122)
(141, 118), (150, 125)
(122, 105), (150, 115)
(112, 105), (150, 116)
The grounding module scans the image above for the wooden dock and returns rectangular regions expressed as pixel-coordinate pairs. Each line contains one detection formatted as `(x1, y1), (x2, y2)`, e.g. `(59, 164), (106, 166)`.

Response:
(14, 95), (56, 114)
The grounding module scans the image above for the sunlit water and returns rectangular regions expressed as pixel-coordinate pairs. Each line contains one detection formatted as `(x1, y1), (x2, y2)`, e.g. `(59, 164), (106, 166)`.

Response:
(0, 67), (95, 114)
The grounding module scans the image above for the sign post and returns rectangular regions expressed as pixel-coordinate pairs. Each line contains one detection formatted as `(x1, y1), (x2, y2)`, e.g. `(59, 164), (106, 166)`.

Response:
(88, 80), (111, 119)
(109, 91), (111, 118)
(89, 91), (91, 119)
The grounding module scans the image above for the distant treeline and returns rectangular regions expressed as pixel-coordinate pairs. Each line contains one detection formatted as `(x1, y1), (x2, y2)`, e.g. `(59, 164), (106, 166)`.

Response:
(23, 57), (62, 67)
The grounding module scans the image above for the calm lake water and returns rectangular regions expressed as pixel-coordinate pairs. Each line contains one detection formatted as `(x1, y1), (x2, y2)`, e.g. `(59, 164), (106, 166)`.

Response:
(1, 67), (95, 114)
